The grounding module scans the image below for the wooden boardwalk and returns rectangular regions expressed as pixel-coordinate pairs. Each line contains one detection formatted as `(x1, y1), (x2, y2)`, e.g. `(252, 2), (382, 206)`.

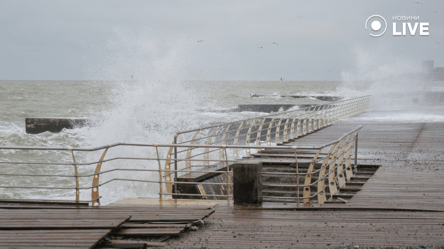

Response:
(0, 199), (215, 248)
(290, 114), (444, 211)
(166, 111), (444, 248)
(2, 110), (444, 248)
(167, 206), (444, 248)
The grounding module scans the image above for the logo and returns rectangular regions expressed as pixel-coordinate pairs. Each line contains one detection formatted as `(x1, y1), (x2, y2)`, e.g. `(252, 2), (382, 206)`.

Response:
(365, 15), (387, 37)
(365, 15), (430, 37)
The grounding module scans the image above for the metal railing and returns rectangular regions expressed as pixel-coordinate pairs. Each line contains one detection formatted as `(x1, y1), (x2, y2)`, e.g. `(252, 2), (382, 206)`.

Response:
(174, 96), (370, 147)
(0, 125), (363, 207)
(167, 96), (370, 191)
(0, 96), (370, 206)
(260, 125), (362, 206)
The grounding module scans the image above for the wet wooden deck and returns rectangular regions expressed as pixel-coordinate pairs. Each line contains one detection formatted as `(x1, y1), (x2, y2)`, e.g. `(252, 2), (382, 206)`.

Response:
(290, 114), (444, 211)
(3, 110), (444, 248)
(166, 110), (444, 248)
(167, 206), (444, 248)
(0, 199), (215, 248)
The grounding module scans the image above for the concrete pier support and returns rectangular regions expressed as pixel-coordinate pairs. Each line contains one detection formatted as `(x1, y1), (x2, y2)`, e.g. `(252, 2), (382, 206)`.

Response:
(233, 159), (263, 205)
(26, 118), (90, 134)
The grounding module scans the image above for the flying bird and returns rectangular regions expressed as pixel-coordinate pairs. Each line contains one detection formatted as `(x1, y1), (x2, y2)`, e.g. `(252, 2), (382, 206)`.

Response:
(273, 42), (278, 46)
(280, 78), (284, 81)
(413, 1), (422, 4)
(258, 47), (263, 49)
(436, 41), (441, 45)
(197, 40), (204, 43)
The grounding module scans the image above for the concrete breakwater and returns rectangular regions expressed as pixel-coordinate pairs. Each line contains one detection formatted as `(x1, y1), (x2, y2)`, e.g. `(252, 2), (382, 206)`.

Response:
(250, 94), (343, 102)
(25, 118), (90, 134)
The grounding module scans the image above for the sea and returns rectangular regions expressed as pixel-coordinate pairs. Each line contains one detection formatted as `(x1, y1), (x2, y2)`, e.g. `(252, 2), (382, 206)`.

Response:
(1, 80), (443, 204)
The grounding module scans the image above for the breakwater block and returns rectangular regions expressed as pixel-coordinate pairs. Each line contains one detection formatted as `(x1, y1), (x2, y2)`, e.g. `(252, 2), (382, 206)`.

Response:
(238, 104), (315, 113)
(25, 118), (90, 134)
(250, 94), (343, 101)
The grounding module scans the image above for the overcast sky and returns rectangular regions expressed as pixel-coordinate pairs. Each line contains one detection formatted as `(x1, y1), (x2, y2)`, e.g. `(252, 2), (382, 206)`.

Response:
(0, 0), (443, 81)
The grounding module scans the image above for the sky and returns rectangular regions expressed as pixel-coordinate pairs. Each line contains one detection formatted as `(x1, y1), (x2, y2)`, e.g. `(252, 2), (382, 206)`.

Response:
(0, 0), (443, 81)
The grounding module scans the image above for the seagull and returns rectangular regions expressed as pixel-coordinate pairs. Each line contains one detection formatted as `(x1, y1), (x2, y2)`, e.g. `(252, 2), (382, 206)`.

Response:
(436, 41), (441, 45)
(197, 40), (204, 43)
(131, 75), (134, 79)
(273, 42), (278, 46)
(280, 78), (284, 81)
(413, 1), (422, 4)
(258, 47), (263, 49)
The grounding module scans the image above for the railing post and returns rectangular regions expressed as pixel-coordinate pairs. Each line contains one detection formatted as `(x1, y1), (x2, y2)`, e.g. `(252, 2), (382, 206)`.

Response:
(223, 147), (231, 199)
(173, 136), (178, 195)
(275, 118), (282, 144)
(354, 133), (359, 171)
(293, 146), (299, 207)
(155, 145), (163, 200)
(92, 148), (108, 206)
(70, 150), (79, 203)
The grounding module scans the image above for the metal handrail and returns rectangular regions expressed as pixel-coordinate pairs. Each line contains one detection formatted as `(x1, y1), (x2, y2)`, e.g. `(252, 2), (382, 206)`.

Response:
(176, 96), (370, 135)
(0, 125), (361, 152)
(0, 125), (363, 207)
(0, 94), (370, 206)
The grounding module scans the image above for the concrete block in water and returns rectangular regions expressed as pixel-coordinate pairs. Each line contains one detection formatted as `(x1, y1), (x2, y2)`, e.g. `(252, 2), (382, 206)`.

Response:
(233, 159), (262, 205)
(25, 118), (90, 134)
(250, 94), (343, 102)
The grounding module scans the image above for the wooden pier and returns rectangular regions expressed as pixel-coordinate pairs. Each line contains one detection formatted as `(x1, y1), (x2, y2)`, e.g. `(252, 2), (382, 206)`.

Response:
(3, 110), (444, 248)
(166, 110), (444, 248)
(0, 199), (215, 248)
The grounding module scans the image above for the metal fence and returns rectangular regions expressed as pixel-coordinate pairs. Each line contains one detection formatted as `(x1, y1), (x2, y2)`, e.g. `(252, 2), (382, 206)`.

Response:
(172, 95), (370, 148)
(0, 126), (363, 207)
(0, 96), (370, 206)
(167, 96), (370, 190)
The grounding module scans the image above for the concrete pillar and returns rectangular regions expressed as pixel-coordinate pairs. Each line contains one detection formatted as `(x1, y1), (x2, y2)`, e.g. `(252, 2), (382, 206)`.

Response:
(233, 159), (262, 205)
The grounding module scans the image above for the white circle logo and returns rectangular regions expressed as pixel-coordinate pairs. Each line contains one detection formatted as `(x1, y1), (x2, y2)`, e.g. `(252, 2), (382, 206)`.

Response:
(365, 15), (387, 37)
(371, 21), (381, 31)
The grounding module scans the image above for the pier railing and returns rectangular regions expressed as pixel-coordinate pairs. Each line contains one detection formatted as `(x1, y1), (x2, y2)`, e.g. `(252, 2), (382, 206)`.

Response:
(0, 125), (363, 207)
(171, 96), (369, 167)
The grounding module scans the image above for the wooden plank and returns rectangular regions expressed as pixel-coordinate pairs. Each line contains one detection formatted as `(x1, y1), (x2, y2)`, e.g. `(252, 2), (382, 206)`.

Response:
(168, 205), (444, 248)
(109, 240), (166, 248)
(115, 228), (185, 236)
(120, 223), (188, 229)
(0, 198), (89, 206)
(0, 204), (214, 247)
(0, 229), (111, 248)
